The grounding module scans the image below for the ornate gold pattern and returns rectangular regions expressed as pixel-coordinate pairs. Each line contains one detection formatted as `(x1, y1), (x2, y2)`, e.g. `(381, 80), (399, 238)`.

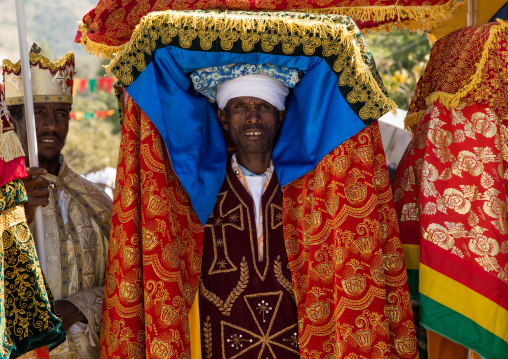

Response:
(109, 10), (395, 121)
(2, 52), (74, 105)
(203, 316), (212, 359)
(199, 256), (249, 316)
(283, 122), (416, 358)
(0, 204), (25, 234)
(405, 20), (508, 134)
(76, 0), (465, 59)
(395, 101), (508, 281)
(274, 255), (295, 300)
(0, 180), (64, 357)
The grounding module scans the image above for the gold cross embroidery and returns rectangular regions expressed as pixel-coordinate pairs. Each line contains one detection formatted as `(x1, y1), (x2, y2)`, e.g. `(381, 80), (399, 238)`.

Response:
(205, 191), (244, 275)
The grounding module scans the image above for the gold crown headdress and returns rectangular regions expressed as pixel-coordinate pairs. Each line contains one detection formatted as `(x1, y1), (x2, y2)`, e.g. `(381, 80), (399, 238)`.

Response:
(2, 45), (74, 106)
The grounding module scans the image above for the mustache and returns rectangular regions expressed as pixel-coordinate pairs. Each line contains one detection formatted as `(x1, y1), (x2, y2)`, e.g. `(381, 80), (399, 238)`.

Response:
(38, 132), (62, 142)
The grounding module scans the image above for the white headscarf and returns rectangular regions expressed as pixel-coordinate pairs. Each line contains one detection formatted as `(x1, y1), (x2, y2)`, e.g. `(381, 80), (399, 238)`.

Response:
(216, 74), (289, 110)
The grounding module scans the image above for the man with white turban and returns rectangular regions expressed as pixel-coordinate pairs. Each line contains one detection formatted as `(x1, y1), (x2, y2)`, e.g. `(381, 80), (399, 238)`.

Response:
(190, 63), (301, 358)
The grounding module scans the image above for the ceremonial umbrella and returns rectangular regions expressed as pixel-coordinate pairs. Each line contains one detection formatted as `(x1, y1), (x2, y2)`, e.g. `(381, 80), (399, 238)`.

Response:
(75, 0), (466, 59)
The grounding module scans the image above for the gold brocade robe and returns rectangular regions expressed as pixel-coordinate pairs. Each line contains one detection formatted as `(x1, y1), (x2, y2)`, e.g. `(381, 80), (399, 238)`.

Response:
(30, 156), (111, 359)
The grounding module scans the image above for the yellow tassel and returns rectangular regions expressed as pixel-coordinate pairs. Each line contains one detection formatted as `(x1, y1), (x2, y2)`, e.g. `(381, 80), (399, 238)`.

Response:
(76, 22), (126, 60)
(0, 131), (25, 163)
(310, 0), (465, 34)
(404, 110), (426, 134)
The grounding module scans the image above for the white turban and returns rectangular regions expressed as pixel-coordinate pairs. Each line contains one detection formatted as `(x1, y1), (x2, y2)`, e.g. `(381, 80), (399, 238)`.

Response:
(216, 74), (289, 111)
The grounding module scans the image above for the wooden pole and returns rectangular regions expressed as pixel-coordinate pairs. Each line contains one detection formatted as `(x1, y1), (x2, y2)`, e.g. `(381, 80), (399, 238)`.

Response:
(467, 0), (479, 26)
(15, 0), (47, 275)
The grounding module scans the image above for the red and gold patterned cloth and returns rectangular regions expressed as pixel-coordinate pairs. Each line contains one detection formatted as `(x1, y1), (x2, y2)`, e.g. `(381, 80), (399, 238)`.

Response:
(393, 100), (508, 358)
(75, 0), (464, 58)
(100, 96), (204, 359)
(100, 94), (418, 358)
(283, 115), (417, 358)
(405, 20), (508, 134)
(394, 20), (508, 359)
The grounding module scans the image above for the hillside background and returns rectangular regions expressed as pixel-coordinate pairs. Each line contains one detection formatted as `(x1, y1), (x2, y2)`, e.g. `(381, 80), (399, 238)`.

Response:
(0, 0), (430, 176)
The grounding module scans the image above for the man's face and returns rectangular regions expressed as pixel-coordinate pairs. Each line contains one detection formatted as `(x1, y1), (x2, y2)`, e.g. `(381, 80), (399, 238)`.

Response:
(34, 102), (71, 164)
(217, 96), (284, 158)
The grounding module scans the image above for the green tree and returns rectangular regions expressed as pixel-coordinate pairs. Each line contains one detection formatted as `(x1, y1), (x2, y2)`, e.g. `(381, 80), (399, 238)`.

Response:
(364, 29), (431, 110)
(63, 62), (122, 175)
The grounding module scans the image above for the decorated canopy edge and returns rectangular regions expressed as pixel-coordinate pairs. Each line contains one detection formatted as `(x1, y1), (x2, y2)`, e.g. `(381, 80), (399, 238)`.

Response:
(108, 9), (396, 123)
(76, 0), (466, 60)
(404, 19), (508, 134)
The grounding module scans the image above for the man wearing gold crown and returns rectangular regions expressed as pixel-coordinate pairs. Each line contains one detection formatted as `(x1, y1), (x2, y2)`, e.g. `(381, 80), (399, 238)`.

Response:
(2, 48), (111, 359)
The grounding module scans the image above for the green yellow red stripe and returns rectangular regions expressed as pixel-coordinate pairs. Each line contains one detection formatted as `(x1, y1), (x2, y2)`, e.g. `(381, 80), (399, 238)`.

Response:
(421, 243), (508, 311)
(419, 264), (508, 345)
(420, 294), (508, 358)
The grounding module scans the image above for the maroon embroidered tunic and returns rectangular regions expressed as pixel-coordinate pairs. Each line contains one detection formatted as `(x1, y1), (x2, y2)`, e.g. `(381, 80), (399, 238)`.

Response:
(200, 161), (299, 358)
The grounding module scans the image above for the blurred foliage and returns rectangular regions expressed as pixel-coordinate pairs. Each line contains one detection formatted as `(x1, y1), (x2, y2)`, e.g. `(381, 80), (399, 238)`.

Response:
(63, 118), (121, 175)
(63, 61), (122, 175)
(364, 29), (431, 110)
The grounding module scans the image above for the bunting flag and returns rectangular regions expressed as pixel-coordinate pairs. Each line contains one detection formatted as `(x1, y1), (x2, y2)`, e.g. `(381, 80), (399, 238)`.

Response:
(71, 77), (115, 95)
(393, 21), (508, 359)
(74, 0), (466, 59)
(70, 109), (117, 120)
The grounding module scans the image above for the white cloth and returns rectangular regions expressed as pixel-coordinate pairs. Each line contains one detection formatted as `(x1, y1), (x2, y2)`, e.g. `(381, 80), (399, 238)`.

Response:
(244, 175), (265, 233)
(216, 74), (289, 110)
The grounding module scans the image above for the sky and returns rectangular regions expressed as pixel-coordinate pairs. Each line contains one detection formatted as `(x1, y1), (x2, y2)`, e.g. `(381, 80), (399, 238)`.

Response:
(0, 0), (96, 66)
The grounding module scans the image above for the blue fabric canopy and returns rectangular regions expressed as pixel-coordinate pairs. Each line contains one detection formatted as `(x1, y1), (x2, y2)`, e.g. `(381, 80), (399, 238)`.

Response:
(126, 46), (365, 224)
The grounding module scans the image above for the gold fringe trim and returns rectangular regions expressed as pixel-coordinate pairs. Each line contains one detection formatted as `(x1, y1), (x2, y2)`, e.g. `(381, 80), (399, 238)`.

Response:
(107, 10), (396, 116)
(2, 52), (75, 75)
(404, 110), (426, 133)
(308, 0), (465, 33)
(0, 131), (25, 163)
(76, 22), (126, 60)
(404, 20), (508, 133)
(0, 205), (26, 235)
(78, 0), (465, 59)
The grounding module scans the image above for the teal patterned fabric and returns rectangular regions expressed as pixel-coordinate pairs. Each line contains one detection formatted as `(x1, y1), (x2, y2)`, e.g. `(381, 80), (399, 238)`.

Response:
(0, 180), (65, 358)
(190, 62), (302, 103)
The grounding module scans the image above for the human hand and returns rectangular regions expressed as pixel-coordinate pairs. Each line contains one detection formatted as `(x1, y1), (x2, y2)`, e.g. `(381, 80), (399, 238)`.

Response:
(21, 167), (50, 224)
(55, 300), (88, 332)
